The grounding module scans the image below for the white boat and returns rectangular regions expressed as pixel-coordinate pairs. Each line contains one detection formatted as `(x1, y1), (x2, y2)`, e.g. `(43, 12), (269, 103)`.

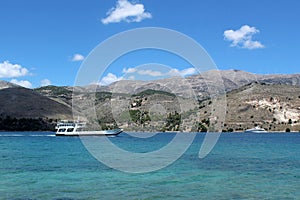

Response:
(55, 120), (123, 136)
(245, 126), (267, 133)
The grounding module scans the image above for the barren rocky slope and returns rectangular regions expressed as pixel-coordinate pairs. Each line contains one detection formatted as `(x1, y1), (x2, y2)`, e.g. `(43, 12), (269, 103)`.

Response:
(197, 83), (300, 132)
(99, 70), (300, 98)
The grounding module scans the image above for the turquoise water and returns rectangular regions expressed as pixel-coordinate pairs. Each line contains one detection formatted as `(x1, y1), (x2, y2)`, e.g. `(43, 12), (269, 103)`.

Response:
(1, 132), (300, 199)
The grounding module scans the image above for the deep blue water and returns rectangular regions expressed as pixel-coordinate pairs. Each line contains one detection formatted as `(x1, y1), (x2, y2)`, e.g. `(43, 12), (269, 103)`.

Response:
(1, 132), (300, 200)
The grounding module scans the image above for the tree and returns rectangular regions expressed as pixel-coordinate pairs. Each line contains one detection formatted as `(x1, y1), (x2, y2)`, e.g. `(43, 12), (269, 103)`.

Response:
(196, 122), (207, 132)
(164, 111), (181, 131)
(228, 128), (234, 132)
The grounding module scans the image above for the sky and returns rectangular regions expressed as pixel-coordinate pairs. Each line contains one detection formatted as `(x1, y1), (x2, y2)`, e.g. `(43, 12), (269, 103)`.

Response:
(0, 0), (300, 88)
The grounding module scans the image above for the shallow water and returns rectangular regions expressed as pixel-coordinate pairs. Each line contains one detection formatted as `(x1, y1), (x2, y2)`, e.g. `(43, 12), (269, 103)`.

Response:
(1, 132), (300, 199)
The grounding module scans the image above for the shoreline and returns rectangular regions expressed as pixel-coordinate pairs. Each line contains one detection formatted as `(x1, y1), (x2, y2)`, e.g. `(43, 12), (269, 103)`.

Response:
(1, 131), (299, 134)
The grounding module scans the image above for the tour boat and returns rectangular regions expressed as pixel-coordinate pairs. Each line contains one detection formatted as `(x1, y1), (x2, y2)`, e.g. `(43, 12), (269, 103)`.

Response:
(55, 120), (122, 136)
(245, 126), (267, 133)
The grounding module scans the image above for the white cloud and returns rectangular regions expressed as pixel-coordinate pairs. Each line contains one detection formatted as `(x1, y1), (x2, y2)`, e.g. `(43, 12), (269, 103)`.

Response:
(138, 69), (163, 77)
(224, 25), (265, 49)
(122, 67), (137, 73)
(181, 68), (197, 76)
(10, 79), (32, 88)
(99, 73), (123, 85)
(102, 0), (152, 24)
(122, 67), (197, 77)
(243, 40), (265, 49)
(168, 67), (197, 76)
(71, 54), (85, 62)
(128, 75), (135, 80)
(40, 79), (51, 87)
(0, 61), (29, 78)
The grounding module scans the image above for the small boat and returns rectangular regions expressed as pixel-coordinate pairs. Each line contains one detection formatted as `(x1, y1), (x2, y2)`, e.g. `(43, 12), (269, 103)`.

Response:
(245, 126), (267, 133)
(55, 120), (123, 136)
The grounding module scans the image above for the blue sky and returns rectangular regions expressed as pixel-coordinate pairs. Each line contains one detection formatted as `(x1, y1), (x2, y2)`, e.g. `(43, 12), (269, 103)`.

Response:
(0, 0), (300, 88)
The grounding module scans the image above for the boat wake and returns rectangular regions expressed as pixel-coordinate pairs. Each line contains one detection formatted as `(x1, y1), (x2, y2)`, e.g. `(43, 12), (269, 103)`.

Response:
(0, 134), (56, 137)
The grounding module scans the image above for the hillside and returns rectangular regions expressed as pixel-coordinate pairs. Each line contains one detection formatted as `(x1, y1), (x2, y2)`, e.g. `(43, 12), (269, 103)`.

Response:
(226, 83), (300, 131)
(100, 89), (197, 132)
(34, 85), (73, 106)
(197, 83), (300, 132)
(0, 87), (72, 119)
(0, 87), (72, 131)
(71, 83), (300, 132)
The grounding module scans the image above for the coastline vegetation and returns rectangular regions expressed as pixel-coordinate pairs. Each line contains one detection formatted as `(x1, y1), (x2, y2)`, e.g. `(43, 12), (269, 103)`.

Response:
(0, 116), (55, 131)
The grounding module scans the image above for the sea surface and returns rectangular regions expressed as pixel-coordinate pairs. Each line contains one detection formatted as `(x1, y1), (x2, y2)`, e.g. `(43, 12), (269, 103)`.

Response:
(1, 132), (300, 200)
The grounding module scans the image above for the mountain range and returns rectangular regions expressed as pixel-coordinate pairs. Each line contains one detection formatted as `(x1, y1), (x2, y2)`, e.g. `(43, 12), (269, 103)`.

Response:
(1, 70), (300, 132)
(95, 69), (300, 97)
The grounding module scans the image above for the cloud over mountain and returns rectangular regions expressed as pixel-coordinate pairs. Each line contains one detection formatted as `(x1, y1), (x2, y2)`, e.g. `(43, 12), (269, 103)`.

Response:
(10, 79), (32, 88)
(0, 61), (29, 78)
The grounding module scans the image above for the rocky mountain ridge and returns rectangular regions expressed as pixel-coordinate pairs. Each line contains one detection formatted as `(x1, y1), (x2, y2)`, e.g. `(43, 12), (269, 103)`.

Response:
(34, 69), (300, 101)
(95, 70), (300, 99)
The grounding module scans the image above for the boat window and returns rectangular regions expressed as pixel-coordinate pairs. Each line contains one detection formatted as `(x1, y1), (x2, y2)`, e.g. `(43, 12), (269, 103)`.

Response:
(58, 128), (66, 132)
(67, 128), (74, 132)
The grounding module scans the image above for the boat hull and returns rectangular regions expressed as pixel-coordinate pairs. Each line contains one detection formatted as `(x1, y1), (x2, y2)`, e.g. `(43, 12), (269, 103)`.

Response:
(56, 129), (123, 136)
(245, 130), (268, 133)
(245, 126), (267, 133)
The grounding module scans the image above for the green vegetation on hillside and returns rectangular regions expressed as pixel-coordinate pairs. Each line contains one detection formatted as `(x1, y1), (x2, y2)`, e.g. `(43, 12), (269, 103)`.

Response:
(196, 122), (208, 132)
(129, 110), (151, 124)
(162, 111), (181, 132)
(95, 92), (112, 102)
(35, 86), (72, 96)
(133, 89), (176, 97)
